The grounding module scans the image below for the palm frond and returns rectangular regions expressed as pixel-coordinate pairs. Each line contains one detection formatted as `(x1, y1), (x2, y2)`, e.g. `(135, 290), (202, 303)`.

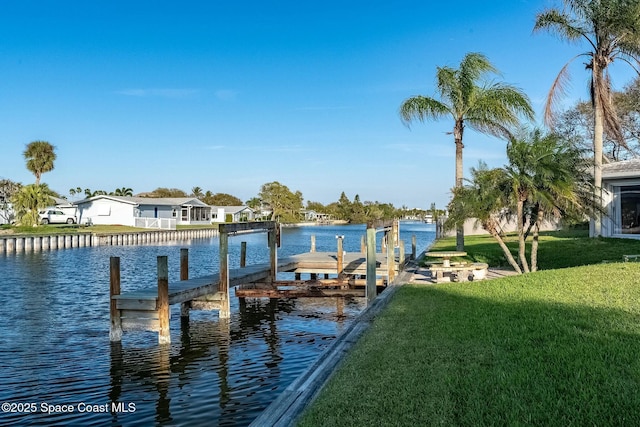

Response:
(399, 96), (450, 126)
(544, 55), (586, 127)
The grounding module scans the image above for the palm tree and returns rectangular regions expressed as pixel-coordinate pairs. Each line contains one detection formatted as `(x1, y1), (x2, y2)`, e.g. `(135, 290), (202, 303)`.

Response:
(502, 129), (592, 272)
(191, 186), (203, 199)
(23, 141), (57, 185)
(447, 164), (522, 273)
(113, 187), (133, 196)
(534, 0), (640, 236)
(11, 184), (54, 227)
(400, 52), (534, 250)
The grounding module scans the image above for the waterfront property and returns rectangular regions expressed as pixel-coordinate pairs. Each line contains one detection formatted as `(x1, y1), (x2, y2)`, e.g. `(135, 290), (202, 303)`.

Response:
(75, 195), (212, 228)
(598, 158), (640, 238)
(210, 205), (255, 223)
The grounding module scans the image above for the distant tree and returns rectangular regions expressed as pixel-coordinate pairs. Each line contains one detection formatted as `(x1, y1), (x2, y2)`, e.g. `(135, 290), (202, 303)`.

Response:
(206, 193), (243, 206)
(113, 187), (133, 196)
(336, 192), (352, 220)
(11, 184), (54, 227)
(306, 201), (328, 212)
(191, 186), (204, 199)
(0, 179), (22, 224)
(23, 141), (57, 185)
(84, 188), (107, 197)
(246, 197), (262, 210)
(69, 187), (83, 200)
(400, 52), (534, 250)
(258, 181), (303, 222)
(143, 187), (188, 198)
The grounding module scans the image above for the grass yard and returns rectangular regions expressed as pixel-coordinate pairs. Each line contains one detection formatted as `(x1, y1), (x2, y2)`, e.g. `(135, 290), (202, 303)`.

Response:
(298, 231), (640, 426)
(427, 229), (640, 269)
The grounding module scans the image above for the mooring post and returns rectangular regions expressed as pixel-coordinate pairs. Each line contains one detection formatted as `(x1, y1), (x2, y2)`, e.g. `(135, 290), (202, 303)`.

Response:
(157, 256), (170, 344)
(361, 235), (365, 253)
(240, 241), (247, 268)
(268, 225), (277, 283)
(109, 257), (122, 342)
(310, 234), (316, 253)
(336, 235), (344, 279)
(381, 233), (387, 254)
(366, 227), (377, 303)
(180, 248), (190, 320)
(399, 241), (405, 269)
(219, 226), (230, 319)
(412, 235), (417, 260)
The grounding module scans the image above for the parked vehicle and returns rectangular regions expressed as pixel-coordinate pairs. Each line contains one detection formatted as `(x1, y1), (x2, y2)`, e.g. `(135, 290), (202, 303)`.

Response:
(39, 209), (77, 225)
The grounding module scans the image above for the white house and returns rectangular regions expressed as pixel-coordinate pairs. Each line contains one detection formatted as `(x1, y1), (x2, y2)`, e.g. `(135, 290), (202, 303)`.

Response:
(597, 158), (640, 238)
(75, 196), (212, 229)
(211, 206), (255, 223)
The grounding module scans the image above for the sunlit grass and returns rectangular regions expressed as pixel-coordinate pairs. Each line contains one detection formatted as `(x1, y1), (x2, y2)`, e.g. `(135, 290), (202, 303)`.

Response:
(298, 263), (640, 426)
(426, 229), (640, 269)
(300, 229), (640, 425)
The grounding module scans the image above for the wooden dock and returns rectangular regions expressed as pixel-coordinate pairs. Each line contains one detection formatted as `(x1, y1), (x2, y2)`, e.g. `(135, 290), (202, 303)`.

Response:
(110, 220), (408, 344)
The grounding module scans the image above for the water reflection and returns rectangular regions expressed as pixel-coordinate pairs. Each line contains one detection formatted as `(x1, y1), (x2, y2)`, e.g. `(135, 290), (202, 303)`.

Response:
(0, 222), (434, 426)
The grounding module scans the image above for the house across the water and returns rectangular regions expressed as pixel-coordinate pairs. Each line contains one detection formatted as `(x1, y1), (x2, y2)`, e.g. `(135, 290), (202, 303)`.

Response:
(75, 196), (212, 229)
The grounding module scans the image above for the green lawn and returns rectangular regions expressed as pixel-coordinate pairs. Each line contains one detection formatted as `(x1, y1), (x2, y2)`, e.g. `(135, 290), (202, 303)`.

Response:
(427, 229), (640, 269)
(298, 231), (640, 426)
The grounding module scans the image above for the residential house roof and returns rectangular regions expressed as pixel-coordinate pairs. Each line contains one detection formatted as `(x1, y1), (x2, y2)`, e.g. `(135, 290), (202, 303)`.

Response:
(602, 158), (640, 179)
(74, 195), (210, 207)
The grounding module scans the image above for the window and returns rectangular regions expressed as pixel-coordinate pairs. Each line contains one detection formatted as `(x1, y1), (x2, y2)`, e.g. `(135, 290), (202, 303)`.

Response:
(615, 185), (640, 234)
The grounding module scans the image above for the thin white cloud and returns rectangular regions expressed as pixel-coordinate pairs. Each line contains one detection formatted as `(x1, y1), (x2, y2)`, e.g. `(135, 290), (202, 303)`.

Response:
(116, 88), (200, 98)
(204, 145), (225, 150)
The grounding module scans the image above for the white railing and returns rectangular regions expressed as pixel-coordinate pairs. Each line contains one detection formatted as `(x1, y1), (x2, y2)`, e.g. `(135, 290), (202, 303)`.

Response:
(134, 217), (177, 230)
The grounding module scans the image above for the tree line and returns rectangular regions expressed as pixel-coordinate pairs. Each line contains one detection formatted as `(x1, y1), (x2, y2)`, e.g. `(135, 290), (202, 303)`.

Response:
(1, 144), (432, 227)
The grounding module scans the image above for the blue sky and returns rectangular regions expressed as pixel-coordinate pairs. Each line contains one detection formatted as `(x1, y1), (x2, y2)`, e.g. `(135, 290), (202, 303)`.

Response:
(0, 1), (635, 209)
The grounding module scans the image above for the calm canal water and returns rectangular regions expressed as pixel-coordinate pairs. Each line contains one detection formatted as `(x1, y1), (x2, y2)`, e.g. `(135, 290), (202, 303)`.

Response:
(0, 222), (434, 426)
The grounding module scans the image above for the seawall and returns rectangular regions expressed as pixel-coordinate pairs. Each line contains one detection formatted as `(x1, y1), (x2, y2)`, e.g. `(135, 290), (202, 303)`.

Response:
(0, 228), (218, 255)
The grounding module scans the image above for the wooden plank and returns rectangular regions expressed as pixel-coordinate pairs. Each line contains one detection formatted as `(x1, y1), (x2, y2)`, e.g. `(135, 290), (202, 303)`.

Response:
(120, 309), (159, 320)
(219, 220), (275, 233)
(122, 317), (160, 332)
(116, 298), (157, 311)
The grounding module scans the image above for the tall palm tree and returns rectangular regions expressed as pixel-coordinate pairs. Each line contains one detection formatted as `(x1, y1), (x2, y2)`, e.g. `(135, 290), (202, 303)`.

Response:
(400, 52), (534, 250)
(534, 0), (640, 236)
(23, 141), (56, 185)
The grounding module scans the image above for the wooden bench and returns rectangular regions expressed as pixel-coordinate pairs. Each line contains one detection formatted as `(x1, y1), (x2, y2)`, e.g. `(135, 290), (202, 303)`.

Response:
(428, 262), (488, 283)
(623, 254), (640, 262)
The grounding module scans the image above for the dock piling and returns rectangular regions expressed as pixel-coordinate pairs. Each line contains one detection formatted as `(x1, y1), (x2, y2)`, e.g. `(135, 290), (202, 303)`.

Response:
(157, 256), (170, 344)
(180, 248), (190, 319)
(109, 257), (122, 342)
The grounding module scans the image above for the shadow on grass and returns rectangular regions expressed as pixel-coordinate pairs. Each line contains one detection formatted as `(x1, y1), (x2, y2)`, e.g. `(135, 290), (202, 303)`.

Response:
(299, 270), (640, 426)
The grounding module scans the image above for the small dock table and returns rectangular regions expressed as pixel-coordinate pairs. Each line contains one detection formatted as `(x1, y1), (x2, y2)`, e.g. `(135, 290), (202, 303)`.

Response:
(425, 251), (467, 267)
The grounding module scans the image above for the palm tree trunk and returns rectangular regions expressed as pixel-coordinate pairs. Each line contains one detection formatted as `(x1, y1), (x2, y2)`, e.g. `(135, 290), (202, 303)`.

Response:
(590, 58), (606, 237)
(531, 210), (544, 272)
(517, 198), (530, 273)
(487, 226), (522, 274)
(593, 83), (604, 237)
(454, 121), (465, 251)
